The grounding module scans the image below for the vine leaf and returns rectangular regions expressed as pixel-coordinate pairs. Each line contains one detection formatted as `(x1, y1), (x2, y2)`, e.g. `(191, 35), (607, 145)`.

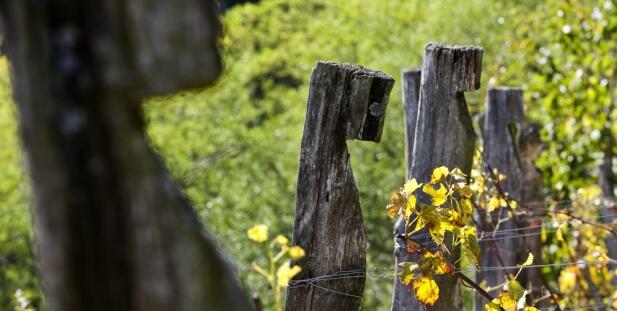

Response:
(430, 166), (450, 184)
(404, 178), (422, 194)
(423, 184), (448, 206)
(520, 253), (534, 267)
(462, 226), (481, 266)
(399, 262), (419, 285)
(412, 276), (440, 307)
(489, 279), (527, 311)
(386, 192), (406, 219)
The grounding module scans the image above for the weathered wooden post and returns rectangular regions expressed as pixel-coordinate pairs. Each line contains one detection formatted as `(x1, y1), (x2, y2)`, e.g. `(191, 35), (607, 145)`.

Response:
(391, 68), (421, 310)
(598, 123), (617, 284)
(476, 88), (524, 310)
(398, 43), (483, 310)
(285, 61), (394, 311)
(0, 1), (251, 311)
(519, 122), (546, 304)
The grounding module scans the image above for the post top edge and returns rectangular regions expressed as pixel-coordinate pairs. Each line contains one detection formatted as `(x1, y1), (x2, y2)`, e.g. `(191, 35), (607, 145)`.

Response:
(402, 68), (421, 74)
(424, 42), (483, 52)
(488, 86), (524, 92)
(316, 60), (394, 81)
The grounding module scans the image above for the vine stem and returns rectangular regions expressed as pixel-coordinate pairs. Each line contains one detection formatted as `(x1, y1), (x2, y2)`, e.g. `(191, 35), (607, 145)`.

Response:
(455, 271), (503, 310)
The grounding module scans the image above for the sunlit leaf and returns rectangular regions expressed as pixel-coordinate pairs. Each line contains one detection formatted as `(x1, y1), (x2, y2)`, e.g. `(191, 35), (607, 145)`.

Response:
(412, 276), (440, 307)
(288, 246), (305, 260)
(247, 224), (269, 242)
(276, 262), (302, 287)
(399, 262), (418, 285)
(430, 166), (450, 184)
(404, 195), (417, 222)
(520, 253), (534, 267)
(423, 184), (448, 206)
(559, 267), (577, 294)
(386, 192), (406, 219)
(404, 178), (422, 195)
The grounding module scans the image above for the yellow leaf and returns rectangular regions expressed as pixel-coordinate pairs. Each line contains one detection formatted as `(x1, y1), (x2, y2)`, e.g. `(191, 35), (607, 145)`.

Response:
(462, 226), (480, 266)
(412, 276), (440, 307)
(404, 195), (417, 221)
(404, 178), (422, 194)
(399, 262), (418, 285)
(524, 308), (541, 311)
(247, 224), (269, 242)
(288, 246), (306, 260)
(559, 267), (577, 294)
(461, 199), (473, 221)
(520, 253), (534, 267)
(485, 299), (501, 311)
(386, 192), (406, 219)
(430, 166), (450, 184)
(423, 184), (448, 206)
(276, 263), (302, 287)
(455, 184), (473, 199)
(508, 200), (518, 209)
(274, 235), (289, 246)
(423, 251), (452, 275)
(487, 197), (501, 212)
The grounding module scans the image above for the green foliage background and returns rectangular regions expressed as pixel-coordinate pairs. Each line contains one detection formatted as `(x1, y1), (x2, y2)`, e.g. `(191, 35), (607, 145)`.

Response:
(0, 0), (615, 310)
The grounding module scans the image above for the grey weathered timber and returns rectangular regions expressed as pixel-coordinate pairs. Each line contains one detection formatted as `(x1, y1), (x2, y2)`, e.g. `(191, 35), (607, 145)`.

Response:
(519, 122), (547, 306)
(402, 69), (422, 173)
(0, 1), (250, 311)
(285, 61), (394, 311)
(391, 69), (421, 311)
(404, 43), (483, 310)
(476, 88), (525, 311)
(599, 125), (617, 277)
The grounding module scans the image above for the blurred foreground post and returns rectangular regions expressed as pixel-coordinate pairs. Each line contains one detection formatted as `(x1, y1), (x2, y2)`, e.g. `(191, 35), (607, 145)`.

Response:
(476, 88), (525, 310)
(0, 1), (251, 311)
(398, 43), (482, 310)
(391, 68), (421, 310)
(286, 61), (394, 311)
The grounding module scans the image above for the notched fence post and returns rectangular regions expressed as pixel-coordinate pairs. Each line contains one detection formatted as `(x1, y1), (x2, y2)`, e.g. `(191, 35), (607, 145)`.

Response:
(393, 43), (482, 311)
(286, 61), (394, 311)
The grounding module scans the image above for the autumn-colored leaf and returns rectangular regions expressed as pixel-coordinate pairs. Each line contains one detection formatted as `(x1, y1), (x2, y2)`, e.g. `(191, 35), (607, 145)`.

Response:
(559, 267), (577, 294)
(399, 262), (418, 285)
(288, 246), (306, 260)
(276, 262), (302, 287)
(403, 195), (417, 222)
(412, 276), (440, 307)
(404, 178), (422, 195)
(386, 192), (406, 219)
(423, 251), (452, 275)
(520, 253), (534, 267)
(247, 224), (269, 242)
(423, 184), (448, 206)
(430, 166), (450, 184)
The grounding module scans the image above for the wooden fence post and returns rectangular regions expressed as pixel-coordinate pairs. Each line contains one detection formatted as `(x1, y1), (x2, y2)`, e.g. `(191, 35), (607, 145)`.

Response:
(0, 1), (251, 311)
(519, 122), (547, 305)
(598, 123), (617, 286)
(285, 61), (394, 311)
(391, 69), (421, 310)
(476, 88), (524, 310)
(401, 43), (483, 310)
